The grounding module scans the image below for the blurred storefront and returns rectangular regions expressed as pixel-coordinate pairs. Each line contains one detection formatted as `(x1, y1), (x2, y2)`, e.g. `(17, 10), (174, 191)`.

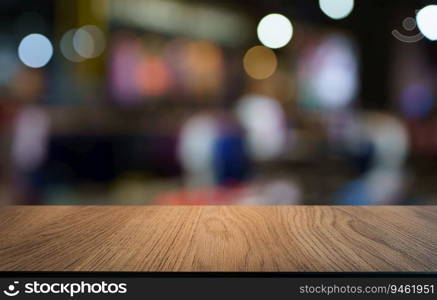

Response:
(0, 0), (436, 205)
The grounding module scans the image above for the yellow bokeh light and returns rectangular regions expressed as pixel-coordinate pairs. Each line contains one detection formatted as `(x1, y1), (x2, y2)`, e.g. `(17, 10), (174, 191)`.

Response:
(243, 46), (277, 80)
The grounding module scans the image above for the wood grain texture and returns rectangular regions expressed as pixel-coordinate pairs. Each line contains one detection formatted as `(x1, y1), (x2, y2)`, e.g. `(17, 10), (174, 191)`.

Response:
(0, 206), (436, 272)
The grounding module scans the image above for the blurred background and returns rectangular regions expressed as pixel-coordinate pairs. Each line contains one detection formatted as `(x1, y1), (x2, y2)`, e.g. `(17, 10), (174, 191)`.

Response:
(0, 0), (436, 205)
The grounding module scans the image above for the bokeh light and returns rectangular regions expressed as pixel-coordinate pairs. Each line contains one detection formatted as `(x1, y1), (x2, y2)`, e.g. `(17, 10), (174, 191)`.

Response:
(298, 35), (358, 110)
(183, 41), (224, 98)
(73, 27), (94, 58)
(257, 13), (293, 49)
(73, 25), (106, 59)
(243, 46), (277, 80)
(319, 0), (354, 20)
(18, 33), (53, 68)
(417, 5), (437, 41)
(110, 34), (143, 105)
(60, 29), (85, 62)
(135, 55), (171, 97)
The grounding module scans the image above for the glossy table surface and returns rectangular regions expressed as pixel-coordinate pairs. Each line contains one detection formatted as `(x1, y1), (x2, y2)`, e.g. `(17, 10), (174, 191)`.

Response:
(0, 206), (436, 272)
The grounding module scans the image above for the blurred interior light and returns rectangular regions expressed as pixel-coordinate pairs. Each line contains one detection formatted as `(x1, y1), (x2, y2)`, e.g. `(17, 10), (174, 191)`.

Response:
(319, 0), (354, 20)
(257, 13), (293, 49)
(417, 5), (437, 41)
(82, 25), (106, 57)
(18, 33), (53, 68)
(110, 0), (251, 46)
(298, 35), (358, 110)
(243, 46), (277, 80)
(110, 34), (142, 105)
(73, 25), (106, 59)
(73, 28), (94, 58)
(60, 29), (85, 62)
(184, 41), (224, 98)
(135, 55), (171, 97)
(236, 95), (287, 161)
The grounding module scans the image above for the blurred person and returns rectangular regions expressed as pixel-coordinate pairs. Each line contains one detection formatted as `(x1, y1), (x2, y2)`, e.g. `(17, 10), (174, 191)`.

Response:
(337, 112), (409, 205)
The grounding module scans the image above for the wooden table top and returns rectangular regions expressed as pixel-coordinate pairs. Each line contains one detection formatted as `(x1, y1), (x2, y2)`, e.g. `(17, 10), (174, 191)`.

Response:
(0, 206), (436, 272)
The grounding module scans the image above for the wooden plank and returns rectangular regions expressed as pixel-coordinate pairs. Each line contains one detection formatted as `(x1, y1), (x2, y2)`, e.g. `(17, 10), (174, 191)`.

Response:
(0, 206), (436, 272)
